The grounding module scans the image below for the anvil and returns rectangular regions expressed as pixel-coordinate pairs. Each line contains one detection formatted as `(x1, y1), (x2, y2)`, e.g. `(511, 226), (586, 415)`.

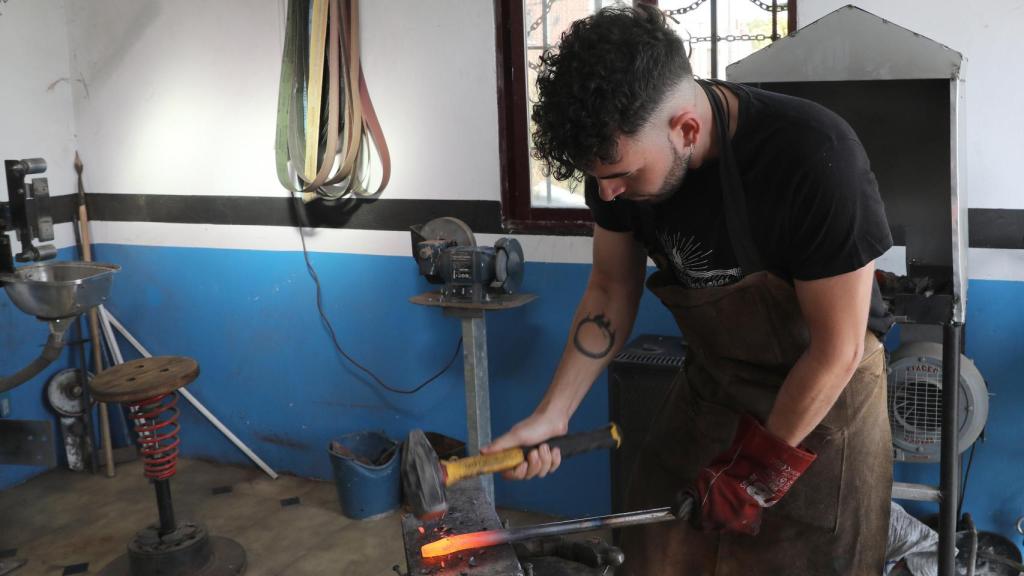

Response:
(401, 476), (523, 576)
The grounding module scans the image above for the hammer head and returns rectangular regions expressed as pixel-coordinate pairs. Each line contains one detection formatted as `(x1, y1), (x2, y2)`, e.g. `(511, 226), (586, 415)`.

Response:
(401, 429), (448, 521)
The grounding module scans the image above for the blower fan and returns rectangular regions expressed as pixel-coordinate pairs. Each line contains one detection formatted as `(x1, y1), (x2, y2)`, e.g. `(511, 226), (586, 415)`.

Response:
(887, 341), (989, 463)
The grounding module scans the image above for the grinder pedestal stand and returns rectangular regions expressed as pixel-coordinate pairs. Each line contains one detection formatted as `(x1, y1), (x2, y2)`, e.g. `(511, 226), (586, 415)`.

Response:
(90, 356), (246, 576)
(411, 292), (536, 505)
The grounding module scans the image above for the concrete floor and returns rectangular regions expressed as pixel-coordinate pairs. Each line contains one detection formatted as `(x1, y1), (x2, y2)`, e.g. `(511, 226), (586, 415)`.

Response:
(0, 458), (553, 576)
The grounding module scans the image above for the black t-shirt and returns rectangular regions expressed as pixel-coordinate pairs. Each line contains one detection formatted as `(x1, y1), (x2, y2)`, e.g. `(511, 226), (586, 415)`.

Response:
(587, 82), (892, 291)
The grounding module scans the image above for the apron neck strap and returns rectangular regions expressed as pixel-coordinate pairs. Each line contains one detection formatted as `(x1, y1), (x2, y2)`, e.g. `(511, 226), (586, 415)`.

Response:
(699, 80), (763, 275)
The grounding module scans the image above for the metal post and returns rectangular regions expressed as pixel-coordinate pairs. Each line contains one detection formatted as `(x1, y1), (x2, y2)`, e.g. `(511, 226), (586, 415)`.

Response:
(154, 479), (177, 535)
(771, 0), (779, 40)
(460, 312), (494, 504)
(710, 0), (719, 79)
(74, 315), (99, 474)
(938, 321), (962, 576)
(542, 0), (552, 206)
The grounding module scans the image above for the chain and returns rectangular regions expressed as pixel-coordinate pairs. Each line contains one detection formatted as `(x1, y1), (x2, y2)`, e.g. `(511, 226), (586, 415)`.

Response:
(530, 0), (780, 33)
(527, 0), (564, 35)
(690, 33), (772, 43)
(748, 0), (788, 11)
(527, 0), (777, 61)
(663, 0), (709, 17)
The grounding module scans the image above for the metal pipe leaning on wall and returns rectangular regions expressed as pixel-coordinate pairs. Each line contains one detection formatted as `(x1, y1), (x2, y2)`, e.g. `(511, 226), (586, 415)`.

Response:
(98, 305), (279, 480)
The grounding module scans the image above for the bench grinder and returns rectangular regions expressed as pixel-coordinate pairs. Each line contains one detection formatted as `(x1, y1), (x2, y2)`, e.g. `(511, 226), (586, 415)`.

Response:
(411, 217), (524, 303)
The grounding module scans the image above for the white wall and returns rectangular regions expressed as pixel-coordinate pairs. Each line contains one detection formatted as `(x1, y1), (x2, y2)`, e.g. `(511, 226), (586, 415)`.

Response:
(0, 1), (79, 250)
(29, 1), (1024, 271)
(60, 0), (596, 261)
(66, 0), (501, 202)
(799, 0), (1024, 210)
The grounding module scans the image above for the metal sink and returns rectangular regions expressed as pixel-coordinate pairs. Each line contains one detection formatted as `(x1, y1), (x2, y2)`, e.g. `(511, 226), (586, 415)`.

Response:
(0, 261), (120, 320)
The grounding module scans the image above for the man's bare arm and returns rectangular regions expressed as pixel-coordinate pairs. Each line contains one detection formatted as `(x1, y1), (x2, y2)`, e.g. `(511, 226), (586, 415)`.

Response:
(483, 225), (647, 479)
(766, 261), (877, 446)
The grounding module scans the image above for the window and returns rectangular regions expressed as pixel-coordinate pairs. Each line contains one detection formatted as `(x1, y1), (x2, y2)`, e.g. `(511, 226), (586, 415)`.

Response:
(496, 0), (795, 233)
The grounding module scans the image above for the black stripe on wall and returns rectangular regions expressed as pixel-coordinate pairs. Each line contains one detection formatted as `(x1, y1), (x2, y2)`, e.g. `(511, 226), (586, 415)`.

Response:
(968, 208), (1024, 250)
(51, 194), (503, 235)
(47, 193), (1024, 249)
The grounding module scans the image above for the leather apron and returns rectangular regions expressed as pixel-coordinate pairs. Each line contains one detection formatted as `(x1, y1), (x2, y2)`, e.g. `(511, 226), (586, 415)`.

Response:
(619, 81), (892, 575)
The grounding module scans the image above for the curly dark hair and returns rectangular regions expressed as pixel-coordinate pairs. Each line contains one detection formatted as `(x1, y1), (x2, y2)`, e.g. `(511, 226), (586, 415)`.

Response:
(531, 4), (692, 181)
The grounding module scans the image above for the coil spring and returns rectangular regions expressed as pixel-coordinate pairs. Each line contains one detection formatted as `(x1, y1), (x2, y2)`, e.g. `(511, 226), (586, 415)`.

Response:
(128, 392), (181, 480)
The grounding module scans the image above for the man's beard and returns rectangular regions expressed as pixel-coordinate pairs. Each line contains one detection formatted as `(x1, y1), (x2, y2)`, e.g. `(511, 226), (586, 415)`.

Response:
(646, 144), (692, 204)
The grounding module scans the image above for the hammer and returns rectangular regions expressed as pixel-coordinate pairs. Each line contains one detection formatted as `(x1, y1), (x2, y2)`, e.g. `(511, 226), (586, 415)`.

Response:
(402, 423), (621, 520)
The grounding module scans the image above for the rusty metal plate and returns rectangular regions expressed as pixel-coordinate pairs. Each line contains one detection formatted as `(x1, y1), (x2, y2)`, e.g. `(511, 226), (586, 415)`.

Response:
(0, 419), (55, 467)
(402, 477), (523, 576)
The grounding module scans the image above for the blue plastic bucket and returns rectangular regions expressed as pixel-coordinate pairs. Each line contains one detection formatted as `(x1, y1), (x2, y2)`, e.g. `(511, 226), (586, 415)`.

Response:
(328, 431), (402, 520)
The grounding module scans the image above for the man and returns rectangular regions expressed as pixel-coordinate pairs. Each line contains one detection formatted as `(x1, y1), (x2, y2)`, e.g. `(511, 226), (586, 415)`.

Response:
(483, 5), (893, 575)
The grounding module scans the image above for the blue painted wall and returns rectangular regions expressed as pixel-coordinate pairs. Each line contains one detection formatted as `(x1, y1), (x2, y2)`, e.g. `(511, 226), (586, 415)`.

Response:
(0, 248), (77, 490)
(84, 242), (675, 521)
(5, 243), (1024, 552)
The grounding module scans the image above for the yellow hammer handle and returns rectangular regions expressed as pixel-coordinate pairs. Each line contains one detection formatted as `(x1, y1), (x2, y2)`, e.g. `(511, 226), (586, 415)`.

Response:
(443, 448), (525, 486)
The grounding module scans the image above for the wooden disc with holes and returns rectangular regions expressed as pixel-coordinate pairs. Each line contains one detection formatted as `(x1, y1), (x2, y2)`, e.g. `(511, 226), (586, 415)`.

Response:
(90, 356), (199, 404)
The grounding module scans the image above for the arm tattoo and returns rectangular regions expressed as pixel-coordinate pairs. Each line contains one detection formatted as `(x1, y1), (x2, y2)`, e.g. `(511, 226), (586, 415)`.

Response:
(573, 313), (616, 359)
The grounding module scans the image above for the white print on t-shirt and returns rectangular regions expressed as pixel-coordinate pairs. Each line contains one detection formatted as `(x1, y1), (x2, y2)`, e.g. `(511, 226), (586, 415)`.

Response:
(658, 230), (742, 289)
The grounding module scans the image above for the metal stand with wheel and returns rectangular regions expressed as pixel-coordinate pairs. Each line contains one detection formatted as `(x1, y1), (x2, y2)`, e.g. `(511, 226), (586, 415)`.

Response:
(409, 216), (535, 505)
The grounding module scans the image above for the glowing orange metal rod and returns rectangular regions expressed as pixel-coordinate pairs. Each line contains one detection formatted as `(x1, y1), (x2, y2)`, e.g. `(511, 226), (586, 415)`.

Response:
(421, 498), (692, 559)
(421, 529), (509, 558)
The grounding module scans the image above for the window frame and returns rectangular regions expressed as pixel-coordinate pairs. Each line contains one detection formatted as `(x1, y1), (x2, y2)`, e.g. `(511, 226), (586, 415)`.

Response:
(494, 0), (797, 234)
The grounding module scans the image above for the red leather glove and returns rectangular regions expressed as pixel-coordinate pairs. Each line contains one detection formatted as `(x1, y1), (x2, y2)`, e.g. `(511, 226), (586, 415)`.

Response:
(693, 414), (817, 535)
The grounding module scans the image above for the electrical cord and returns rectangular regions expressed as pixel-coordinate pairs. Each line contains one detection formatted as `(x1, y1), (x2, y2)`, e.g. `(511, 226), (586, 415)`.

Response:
(290, 193), (462, 394)
(957, 440), (978, 520)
